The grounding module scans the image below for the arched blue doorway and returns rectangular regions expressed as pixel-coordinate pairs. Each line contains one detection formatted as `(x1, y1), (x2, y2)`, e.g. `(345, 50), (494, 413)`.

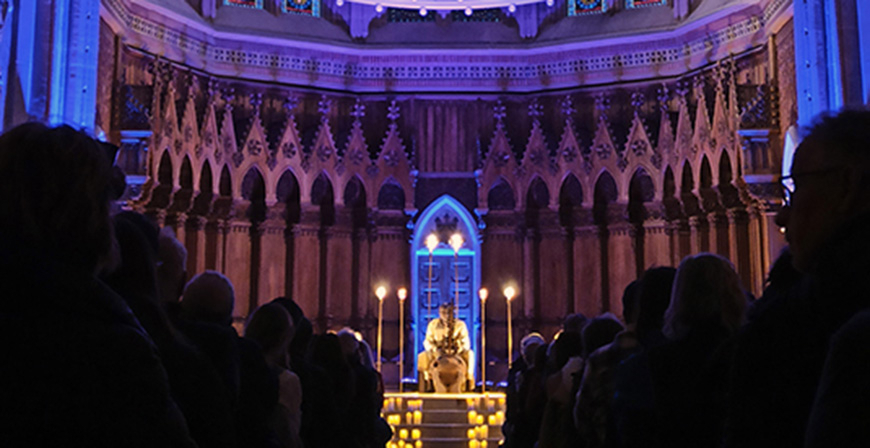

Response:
(411, 195), (481, 378)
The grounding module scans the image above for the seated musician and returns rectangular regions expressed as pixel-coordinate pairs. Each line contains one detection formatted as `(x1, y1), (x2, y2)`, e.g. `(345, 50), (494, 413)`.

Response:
(417, 303), (474, 391)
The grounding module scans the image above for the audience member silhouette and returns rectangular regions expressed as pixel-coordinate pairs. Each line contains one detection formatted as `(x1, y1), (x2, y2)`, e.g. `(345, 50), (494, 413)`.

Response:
(0, 123), (195, 447)
(503, 332), (545, 447)
(246, 303), (303, 448)
(182, 271), (279, 448)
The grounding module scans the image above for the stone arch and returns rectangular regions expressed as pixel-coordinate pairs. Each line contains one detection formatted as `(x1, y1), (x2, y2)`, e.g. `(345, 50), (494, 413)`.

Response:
(377, 178), (406, 211)
(219, 165), (232, 197)
(157, 151), (173, 186)
(680, 161), (700, 216)
(662, 166), (682, 220)
(343, 175), (368, 228)
(487, 177), (516, 211)
(699, 155), (720, 213)
(241, 167), (267, 223)
(410, 194), (481, 376)
(628, 167), (655, 224)
(559, 173), (584, 227)
(593, 171), (618, 226)
(311, 172), (335, 226)
(277, 169), (301, 223)
(192, 161), (214, 214)
(179, 156), (194, 191)
(525, 176), (550, 228)
(718, 151), (741, 208)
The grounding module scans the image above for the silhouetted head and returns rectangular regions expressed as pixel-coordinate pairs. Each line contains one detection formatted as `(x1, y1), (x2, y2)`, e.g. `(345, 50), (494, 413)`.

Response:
(775, 110), (870, 273)
(582, 314), (624, 357)
(246, 302), (294, 367)
(635, 266), (677, 345)
(181, 271), (235, 326)
(664, 253), (746, 340)
(621, 280), (642, 325)
(563, 313), (588, 335)
(521, 332), (546, 366)
(0, 123), (115, 273)
(157, 227), (187, 304)
(552, 330), (583, 369)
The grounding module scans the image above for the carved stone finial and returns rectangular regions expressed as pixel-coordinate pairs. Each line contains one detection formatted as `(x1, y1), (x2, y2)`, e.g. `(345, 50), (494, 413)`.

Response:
(493, 100), (507, 129)
(284, 94), (299, 114)
(317, 95), (331, 122)
(528, 97), (543, 123)
(657, 84), (670, 112)
(351, 98), (366, 124)
(223, 87), (235, 112)
(250, 92), (263, 117)
(594, 94), (611, 122)
(560, 96), (576, 123)
(207, 77), (219, 101)
(631, 91), (645, 116)
(387, 100), (400, 131)
(675, 80), (690, 103)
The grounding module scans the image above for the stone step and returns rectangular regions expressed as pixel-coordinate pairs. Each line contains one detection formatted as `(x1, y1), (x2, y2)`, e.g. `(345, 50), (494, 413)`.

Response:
(392, 423), (499, 439)
(388, 437), (501, 448)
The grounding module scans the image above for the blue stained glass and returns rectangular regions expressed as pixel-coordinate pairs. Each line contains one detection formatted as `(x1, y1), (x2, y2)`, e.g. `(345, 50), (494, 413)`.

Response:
(569, 0), (607, 16)
(224, 0), (263, 9)
(626, 0), (667, 8)
(284, 0), (320, 16)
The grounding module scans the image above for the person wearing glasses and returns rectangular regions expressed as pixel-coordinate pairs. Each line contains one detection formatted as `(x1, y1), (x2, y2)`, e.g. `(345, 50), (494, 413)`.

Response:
(724, 109), (870, 448)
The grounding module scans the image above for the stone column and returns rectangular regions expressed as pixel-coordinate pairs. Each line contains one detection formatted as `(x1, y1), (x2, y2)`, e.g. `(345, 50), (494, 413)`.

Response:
(689, 215), (710, 254)
(574, 225), (602, 317)
(293, 206), (323, 328)
(165, 212), (188, 248)
(325, 209), (355, 329)
(708, 212), (731, 259)
(352, 225), (372, 331)
(185, 215), (208, 276)
(257, 206), (288, 308)
(224, 202), (253, 321)
(727, 208), (753, 292)
(606, 212), (636, 320)
(521, 227), (538, 328)
(538, 210), (568, 335)
(747, 207), (768, 297)
(643, 217), (672, 269)
(481, 211), (522, 364)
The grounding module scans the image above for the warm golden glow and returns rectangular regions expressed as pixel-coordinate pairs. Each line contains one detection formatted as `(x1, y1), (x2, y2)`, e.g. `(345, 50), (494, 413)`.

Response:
(504, 286), (516, 301)
(398, 287), (408, 301)
(425, 233), (439, 252)
(376, 286), (387, 301)
(479, 288), (488, 302)
(449, 233), (464, 253)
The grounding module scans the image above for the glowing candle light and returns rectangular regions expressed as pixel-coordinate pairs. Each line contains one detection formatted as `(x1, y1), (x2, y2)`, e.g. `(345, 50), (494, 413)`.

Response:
(468, 410), (477, 424)
(411, 429), (421, 440)
(469, 441), (479, 448)
(406, 412), (413, 424)
(504, 286), (516, 369)
(415, 441), (422, 448)
(398, 287), (407, 392)
(413, 410), (422, 425)
(488, 415), (496, 425)
(479, 287), (488, 393)
(467, 428), (476, 439)
(477, 415), (484, 425)
(376, 286), (387, 372)
(399, 429), (409, 440)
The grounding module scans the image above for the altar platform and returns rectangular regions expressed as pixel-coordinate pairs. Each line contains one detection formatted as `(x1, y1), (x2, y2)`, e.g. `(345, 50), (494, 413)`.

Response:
(383, 392), (506, 448)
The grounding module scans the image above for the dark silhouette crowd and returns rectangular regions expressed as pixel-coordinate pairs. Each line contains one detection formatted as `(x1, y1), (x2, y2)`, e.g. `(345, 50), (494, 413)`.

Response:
(0, 122), (391, 448)
(1, 108), (870, 447)
(500, 109), (870, 448)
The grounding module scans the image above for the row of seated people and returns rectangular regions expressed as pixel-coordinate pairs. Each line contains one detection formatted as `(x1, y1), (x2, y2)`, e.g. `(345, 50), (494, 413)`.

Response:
(500, 109), (870, 448)
(0, 123), (390, 448)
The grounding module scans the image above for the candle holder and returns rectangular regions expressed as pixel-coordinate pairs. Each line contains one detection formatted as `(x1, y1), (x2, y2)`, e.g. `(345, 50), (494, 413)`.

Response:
(504, 286), (516, 370)
(376, 285), (387, 372)
(449, 233), (464, 314)
(398, 287), (407, 392)
(479, 287), (488, 393)
(425, 233), (439, 323)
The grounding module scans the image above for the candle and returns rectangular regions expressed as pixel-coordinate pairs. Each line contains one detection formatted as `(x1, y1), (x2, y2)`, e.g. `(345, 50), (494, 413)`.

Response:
(469, 441), (479, 448)
(496, 411), (505, 425)
(498, 397), (506, 407)
(481, 441), (488, 448)
(476, 415), (484, 425)
(467, 429), (476, 439)
(488, 415), (496, 425)
(480, 425), (489, 439)
(413, 410), (422, 425)
(415, 441), (422, 448)
(399, 429), (409, 440)
(406, 412), (413, 424)
(411, 429), (421, 440)
(390, 443), (398, 448)
(398, 441), (405, 448)
(397, 397), (403, 409)
(467, 410), (477, 424)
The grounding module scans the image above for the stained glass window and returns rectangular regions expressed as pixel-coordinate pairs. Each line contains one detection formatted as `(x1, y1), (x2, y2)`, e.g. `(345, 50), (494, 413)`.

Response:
(568, 0), (607, 16)
(388, 8), (436, 22)
(224, 0), (263, 8)
(450, 8), (500, 22)
(284, 0), (320, 16)
(626, 0), (666, 8)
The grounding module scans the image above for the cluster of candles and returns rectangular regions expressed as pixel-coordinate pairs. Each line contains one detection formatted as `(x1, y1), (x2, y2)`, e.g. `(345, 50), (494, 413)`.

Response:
(385, 411), (423, 425)
(384, 397), (423, 412)
(465, 396), (506, 412)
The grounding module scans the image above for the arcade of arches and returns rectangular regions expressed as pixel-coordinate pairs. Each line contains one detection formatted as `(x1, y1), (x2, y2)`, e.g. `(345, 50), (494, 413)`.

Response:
(91, 0), (805, 380)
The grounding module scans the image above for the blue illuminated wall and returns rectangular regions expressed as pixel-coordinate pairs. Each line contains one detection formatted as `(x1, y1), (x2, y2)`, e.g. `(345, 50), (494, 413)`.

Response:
(568, 0), (606, 16)
(0, 0), (100, 132)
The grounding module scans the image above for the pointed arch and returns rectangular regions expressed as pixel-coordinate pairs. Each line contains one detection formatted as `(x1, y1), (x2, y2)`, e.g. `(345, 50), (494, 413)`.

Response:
(377, 178), (406, 211)
(628, 167), (655, 224)
(410, 195), (481, 375)
(680, 161), (701, 216)
(219, 165), (232, 197)
(718, 151), (741, 208)
(158, 151), (173, 186)
(242, 168), (267, 222)
(192, 161), (214, 214)
(593, 171), (618, 226)
(277, 169), (301, 223)
(180, 156), (194, 190)
(559, 173), (583, 227)
(311, 172), (335, 226)
(526, 176), (550, 209)
(343, 175), (368, 228)
(487, 177), (516, 211)
(700, 156), (713, 189)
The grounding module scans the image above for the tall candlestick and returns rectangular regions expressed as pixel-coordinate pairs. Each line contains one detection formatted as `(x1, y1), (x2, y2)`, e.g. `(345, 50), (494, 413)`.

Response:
(504, 286), (515, 370)
(479, 288), (488, 393)
(376, 286), (387, 372)
(398, 287), (407, 392)
(449, 233), (464, 314)
(425, 234), (438, 322)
